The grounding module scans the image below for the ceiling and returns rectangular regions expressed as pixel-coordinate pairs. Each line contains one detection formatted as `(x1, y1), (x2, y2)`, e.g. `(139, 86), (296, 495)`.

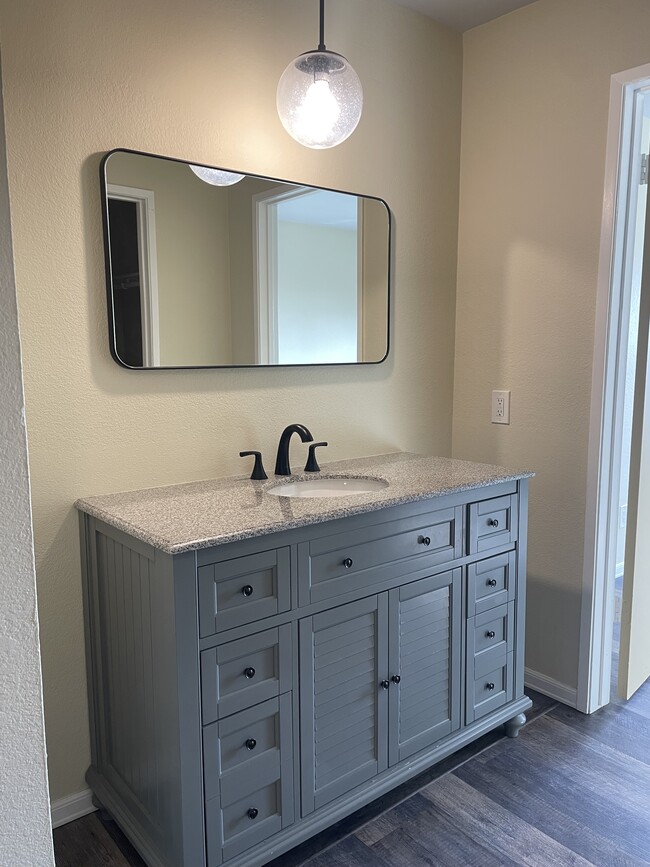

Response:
(392, 0), (539, 32)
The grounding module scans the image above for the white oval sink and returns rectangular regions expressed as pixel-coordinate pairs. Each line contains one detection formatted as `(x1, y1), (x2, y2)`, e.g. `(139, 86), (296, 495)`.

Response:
(267, 477), (389, 498)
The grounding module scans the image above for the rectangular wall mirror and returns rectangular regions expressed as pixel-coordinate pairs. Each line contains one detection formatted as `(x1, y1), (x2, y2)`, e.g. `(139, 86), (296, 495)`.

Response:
(100, 149), (391, 369)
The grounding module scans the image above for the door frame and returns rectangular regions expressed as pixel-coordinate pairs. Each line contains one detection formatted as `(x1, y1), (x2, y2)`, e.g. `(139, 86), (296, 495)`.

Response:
(107, 183), (160, 367)
(578, 63), (650, 713)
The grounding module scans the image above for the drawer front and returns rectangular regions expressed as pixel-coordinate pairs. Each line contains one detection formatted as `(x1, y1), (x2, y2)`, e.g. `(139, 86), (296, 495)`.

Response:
(468, 495), (518, 555)
(300, 506), (463, 604)
(468, 602), (514, 661)
(467, 551), (516, 616)
(201, 625), (292, 723)
(206, 773), (294, 866)
(467, 652), (513, 723)
(198, 548), (291, 638)
(203, 695), (293, 798)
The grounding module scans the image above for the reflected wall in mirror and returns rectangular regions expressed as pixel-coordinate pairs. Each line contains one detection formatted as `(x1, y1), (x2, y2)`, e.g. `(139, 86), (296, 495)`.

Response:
(101, 150), (391, 368)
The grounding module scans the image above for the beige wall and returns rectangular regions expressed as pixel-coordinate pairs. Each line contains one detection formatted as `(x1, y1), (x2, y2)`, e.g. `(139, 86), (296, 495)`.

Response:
(454, 0), (650, 693)
(0, 0), (461, 800)
(227, 176), (279, 364)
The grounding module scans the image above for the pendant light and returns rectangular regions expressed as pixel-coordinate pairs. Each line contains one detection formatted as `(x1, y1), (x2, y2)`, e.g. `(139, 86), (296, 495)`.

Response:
(276, 0), (363, 149)
(189, 165), (244, 186)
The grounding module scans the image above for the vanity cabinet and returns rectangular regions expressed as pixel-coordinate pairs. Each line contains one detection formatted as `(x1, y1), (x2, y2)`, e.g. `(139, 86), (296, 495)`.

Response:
(79, 474), (531, 867)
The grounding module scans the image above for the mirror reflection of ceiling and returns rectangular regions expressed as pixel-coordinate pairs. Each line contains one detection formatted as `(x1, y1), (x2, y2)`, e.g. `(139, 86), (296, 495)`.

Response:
(392, 0), (538, 31)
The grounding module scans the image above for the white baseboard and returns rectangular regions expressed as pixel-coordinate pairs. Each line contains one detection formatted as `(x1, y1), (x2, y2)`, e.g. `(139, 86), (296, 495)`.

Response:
(525, 667), (578, 708)
(51, 788), (96, 829)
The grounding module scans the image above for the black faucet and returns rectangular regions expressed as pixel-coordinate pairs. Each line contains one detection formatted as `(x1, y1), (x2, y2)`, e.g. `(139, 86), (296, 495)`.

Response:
(274, 424), (314, 476)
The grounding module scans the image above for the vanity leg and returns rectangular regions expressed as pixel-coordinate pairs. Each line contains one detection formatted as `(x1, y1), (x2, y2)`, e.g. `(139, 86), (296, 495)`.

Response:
(504, 712), (527, 738)
(91, 793), (113, 823)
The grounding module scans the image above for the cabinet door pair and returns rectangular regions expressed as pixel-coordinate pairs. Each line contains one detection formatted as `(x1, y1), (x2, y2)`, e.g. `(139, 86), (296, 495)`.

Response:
(299, 569), (462, 815)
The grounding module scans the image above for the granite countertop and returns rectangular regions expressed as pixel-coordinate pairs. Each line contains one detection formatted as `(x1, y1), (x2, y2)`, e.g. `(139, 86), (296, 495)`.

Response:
(74, 452), (533, 555)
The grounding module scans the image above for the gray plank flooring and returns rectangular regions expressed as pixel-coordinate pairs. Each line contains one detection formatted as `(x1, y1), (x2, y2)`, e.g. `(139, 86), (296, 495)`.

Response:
(53, 685), (650, 866)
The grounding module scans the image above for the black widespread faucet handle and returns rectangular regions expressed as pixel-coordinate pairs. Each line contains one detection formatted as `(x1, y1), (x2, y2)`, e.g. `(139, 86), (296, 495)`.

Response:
(305, 442), (328, 473)
(239, 451), (268, 481)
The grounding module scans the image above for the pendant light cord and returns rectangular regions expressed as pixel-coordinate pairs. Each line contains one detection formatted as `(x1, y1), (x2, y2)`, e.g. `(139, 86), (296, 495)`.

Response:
(318, 0), (326, 51)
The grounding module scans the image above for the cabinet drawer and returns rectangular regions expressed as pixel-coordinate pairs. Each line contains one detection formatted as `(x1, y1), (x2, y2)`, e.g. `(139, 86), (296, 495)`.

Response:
(299, 506), (463, 604)
(467, 652), (513, 723)
(468, 495), (518, 554)
(201, 625), (292, 723)
(206, 771), (294, 866)
(198, 548), (291, 638)
(467, 602), (514, 661)
(467, 551), (516, 616)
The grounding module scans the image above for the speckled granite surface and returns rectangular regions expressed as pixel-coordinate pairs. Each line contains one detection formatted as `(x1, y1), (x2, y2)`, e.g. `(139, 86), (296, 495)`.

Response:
(74, 453), (534, 554)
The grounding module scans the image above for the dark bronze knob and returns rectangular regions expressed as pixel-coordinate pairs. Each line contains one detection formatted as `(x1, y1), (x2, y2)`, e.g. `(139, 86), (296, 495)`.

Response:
(487, 682), (495, 691)
(247, 808), (259, 820)
(244, 667), (256, 679)
(486, 630), (496, 639)
(242, 585), (254, 597)
(487, 578), (498, 587)
(380, 680), (390, 690)
(343, 557), (353, 569)
(391, 675), (401, 684)
(245, 738), (257, 751)
(419, 536), (431, 546)
(487, 518), (499, 528)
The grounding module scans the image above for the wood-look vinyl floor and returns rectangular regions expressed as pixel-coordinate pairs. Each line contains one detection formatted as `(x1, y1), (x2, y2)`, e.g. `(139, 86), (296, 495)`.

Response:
(53, 685), (650, 867)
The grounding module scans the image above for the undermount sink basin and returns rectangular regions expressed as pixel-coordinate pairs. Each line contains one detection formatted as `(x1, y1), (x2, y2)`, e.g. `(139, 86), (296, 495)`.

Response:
(267, 476), (389, 498)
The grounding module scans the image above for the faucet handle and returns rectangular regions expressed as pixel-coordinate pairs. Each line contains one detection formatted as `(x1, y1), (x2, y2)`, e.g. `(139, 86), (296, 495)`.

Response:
(239, 451), (268, 481)
(304, 442), (328, 473)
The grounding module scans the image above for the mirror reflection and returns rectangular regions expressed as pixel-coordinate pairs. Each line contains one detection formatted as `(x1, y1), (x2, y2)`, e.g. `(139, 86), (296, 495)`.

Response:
(101, 150), (390, 368)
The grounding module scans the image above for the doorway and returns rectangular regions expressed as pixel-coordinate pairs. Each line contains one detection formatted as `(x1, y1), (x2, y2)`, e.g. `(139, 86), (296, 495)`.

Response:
(578, 64), (650, 713)
(253, 186), (361, 364)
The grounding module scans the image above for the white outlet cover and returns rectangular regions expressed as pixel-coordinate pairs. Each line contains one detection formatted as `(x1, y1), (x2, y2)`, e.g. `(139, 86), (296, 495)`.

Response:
(491, 390), (511, 424)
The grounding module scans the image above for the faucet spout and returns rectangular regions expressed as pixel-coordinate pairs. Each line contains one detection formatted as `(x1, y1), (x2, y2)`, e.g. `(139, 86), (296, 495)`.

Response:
(274, 424), (314, 476)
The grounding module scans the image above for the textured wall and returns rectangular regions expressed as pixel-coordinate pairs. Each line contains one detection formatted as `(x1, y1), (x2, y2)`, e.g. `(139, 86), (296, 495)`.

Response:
(0, 63), (55, 866)
(0, 0), (462, 800)
(454, 0), (650, 692)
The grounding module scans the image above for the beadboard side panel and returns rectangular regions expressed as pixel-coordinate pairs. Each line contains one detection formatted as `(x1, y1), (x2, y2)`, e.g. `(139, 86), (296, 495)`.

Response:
(80, 514), (204, 867)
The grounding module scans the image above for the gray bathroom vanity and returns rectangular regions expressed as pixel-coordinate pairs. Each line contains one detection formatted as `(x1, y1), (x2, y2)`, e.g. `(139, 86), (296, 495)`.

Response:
(76, 453), (533, 867)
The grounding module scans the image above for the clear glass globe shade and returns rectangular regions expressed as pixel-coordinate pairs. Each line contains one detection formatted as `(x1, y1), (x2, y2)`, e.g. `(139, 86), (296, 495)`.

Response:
(189, 165), (244, 186)
(277, 51), (363, 149)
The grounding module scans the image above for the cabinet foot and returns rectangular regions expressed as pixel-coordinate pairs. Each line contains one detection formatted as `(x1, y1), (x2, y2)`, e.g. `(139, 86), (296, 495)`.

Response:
(91, 794), (113, 823)
(504, 712), (527, 738)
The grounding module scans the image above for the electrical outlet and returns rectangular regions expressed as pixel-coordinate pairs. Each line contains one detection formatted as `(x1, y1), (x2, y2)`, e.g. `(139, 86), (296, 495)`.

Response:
(491, 390), (511, 424)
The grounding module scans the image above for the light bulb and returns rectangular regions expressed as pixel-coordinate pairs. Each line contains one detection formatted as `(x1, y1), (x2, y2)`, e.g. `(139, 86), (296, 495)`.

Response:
(189, 165), (244, 186)
(295, 79), (341, 144)
(277, 51), (363, 149)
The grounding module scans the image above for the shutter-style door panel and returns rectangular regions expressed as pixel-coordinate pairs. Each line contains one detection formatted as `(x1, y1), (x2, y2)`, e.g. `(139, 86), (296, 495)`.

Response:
(388, 569), (461, 765)
(299, 595), (388, 815)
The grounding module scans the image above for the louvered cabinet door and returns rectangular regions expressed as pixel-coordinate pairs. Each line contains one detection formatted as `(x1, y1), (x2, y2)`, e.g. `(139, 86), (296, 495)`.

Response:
(299, 595), (389, 815)
(388, 568), (462, 765)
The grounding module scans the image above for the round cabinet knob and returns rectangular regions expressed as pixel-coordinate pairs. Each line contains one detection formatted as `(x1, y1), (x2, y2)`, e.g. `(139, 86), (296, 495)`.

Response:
(342, 558), (353, 569)
(242, 585), (254, 597)
(247, 808), (259, 820)
(391, 675), (401, 684)
(487, 578), (498, 587)
(244, 667), (256, 680)
(245, 738), (257, 751)
(380, 680), (390, 690)
(487, 518), (499, 528)
(486, 630), (496, 639)
(418, 536), (431, 546)
(486, 682), (496, 691)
